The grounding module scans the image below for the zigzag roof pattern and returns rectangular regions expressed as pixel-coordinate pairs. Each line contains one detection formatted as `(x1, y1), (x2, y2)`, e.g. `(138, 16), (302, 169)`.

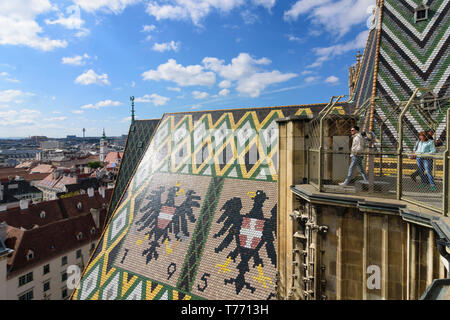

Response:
(73, 0), (450, 301)
(352, 0), (450, 147)
(72, 102), (352, 301)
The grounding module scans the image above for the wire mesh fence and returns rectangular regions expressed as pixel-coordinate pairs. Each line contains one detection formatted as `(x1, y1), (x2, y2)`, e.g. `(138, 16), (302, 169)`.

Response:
(317, 150), (397, 198)
(304, 90), (450, 215)
(400, 153), (444, 211)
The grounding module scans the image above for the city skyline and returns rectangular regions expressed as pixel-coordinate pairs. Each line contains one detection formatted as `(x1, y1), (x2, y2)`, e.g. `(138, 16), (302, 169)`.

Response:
(0, 0), (375, 138)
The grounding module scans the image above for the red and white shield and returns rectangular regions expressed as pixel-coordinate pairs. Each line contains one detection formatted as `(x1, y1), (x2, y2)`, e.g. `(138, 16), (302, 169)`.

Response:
(157, 205), (176, 229)
(239, 217), (265, 249)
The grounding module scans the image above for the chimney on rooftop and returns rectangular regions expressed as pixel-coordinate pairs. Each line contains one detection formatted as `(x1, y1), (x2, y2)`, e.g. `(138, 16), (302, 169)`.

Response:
(98, 186), (105, 198)
(19, 199), (29, 210)
(53, 171), (60, 180)
(90, 208), (100, 229)
(0, 222), (7, 245)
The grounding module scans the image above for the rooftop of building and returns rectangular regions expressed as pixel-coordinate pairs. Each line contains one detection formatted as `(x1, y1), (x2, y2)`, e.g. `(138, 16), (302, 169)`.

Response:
(1, 188), (112, 277)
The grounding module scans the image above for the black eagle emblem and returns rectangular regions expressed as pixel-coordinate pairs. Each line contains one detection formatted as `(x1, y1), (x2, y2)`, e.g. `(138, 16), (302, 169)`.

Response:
(213, 190), (277, 294)
(135, 183), (201, 263)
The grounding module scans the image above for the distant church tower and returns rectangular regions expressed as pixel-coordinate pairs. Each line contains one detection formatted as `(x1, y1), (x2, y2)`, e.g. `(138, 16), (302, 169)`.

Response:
(100, 129), (108, 162)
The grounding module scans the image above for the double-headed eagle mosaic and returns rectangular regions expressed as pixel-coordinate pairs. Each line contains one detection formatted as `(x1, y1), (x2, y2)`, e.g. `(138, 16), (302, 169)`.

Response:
(135, 182), (200, 263)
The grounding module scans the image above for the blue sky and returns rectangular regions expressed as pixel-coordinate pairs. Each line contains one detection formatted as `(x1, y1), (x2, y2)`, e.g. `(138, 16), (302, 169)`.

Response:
(0, 0), (375, 138)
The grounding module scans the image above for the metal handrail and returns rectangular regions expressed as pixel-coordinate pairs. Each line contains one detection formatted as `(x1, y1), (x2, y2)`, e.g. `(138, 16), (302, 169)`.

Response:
(442, 108), (449, 216)
(306, 89), (449, 216)
(318, 95), (345, 191)
(397, 88), (430, 200)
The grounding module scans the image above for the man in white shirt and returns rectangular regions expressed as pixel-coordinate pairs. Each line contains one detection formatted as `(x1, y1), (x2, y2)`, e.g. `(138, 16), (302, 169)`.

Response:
(339, 126), (368, 186)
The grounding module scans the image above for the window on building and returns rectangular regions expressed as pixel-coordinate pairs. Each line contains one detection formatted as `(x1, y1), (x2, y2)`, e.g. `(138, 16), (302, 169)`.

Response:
(62, 288), (68, 299)
(26, 250), (34, 261)
(89, 243), (96, 254)
(18, 290), (33, 300)
(414, 5), (428, 22)
(43, 281), (50, 292)
(61, 272), (67, 282)
(18, 272), (33, 287)
(76, 232), (83, 240)
(43, 264), (50, 275)
(61, 256), (67, 266)
(76, 249), (82, 259)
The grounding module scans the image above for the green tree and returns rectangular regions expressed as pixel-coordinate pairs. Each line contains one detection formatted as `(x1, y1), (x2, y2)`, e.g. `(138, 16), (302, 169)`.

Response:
(87, 161), (102, 169)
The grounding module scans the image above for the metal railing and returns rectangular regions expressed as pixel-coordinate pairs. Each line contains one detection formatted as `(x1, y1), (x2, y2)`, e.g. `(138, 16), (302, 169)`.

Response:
(308, 148), (447, 215)
(306, 89), (449, 217)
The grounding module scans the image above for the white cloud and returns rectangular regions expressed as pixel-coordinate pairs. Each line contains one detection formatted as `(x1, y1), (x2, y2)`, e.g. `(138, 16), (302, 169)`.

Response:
(121, 115), (140, 123)
(241, 10), (259, 25)
(219, 80), (232, 88)
(284, 0), (330, 21)
(287, 34), (303, 43)
(237, 71), (298, 97)
(62, 53), (90, 66)
(192, 91), (209, 99)
(142, 59), (216, 87)
(0, 109), (41, 126)
(308, 30), (369, 68)
(305, 76), (320, 83)
(152, 41), (180, 52)
(167, 87), (181, 92)
(146, 0), (275, 25)
(143, 53), (296, 98)
(0, 73), (20, 83)
(203, 53), (297, 97)
(219, 88), (230, 96)
(284, 0), (374, 37)
(80, 99), (122, 109)
(45, 3), (91, 38)
(203, 53), (271, 81)
(135, 93), (169, 106)
(4, 78), (20, 83)
(325, 75), (339, 84)
(0, 0), (67, 51)
(73, 0), (141, 14)
(0, 89), (30, 103)
(142, 24), (156, 32)
(251, 0), (276, 10)
(75, 69), (110, 85)
(75, 28), (90, 38)
(45, 5), (85, 29)
(44, 116), (67, 121)
(72, 110), (84, 114)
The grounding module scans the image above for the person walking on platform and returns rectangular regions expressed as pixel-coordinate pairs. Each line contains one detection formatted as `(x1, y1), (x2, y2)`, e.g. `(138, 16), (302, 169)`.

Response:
(410, 128), (441, 183)
(339, 126), (368, 186)
(414, 131), (436, 191)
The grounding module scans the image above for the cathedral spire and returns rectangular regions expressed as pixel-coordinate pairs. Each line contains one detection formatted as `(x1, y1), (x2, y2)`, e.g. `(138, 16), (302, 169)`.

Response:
(130, 96), (135, 126)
